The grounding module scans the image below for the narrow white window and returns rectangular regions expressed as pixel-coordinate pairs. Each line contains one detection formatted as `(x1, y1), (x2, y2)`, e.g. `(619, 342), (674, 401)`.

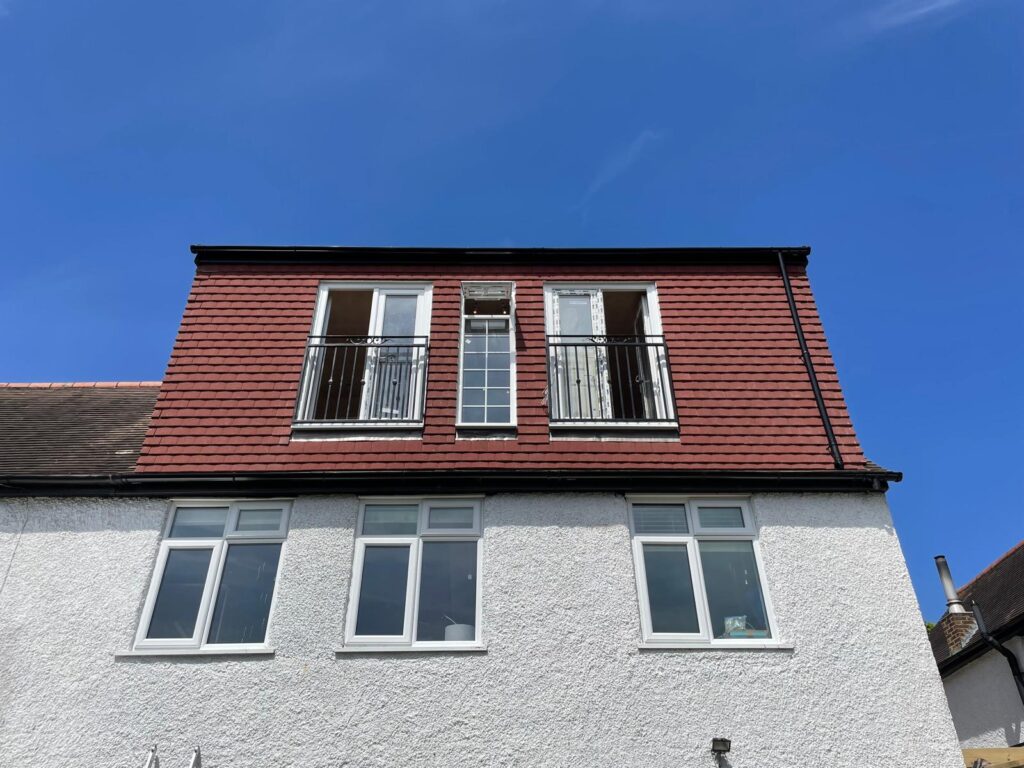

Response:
(458, 282), (515, 427)
(296, 283), (432, 426)
(629, 498), (777, 646)
(134, 501), (291, 652)
(544, 284), (674, 425)
(345, 499), (483, 650)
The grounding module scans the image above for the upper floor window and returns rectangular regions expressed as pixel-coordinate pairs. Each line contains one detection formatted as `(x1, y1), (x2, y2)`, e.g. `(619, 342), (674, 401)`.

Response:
(628, 498), (778, 647)
(133, 500), (291, 653)
(345, 499), (483, 650)
(295, 283), (432, 427)
(544, 284), (675, 426)
(458, 282), (515, 427)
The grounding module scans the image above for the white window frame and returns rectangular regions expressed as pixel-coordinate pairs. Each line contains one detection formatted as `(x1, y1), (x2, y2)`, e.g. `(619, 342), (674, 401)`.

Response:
(543, 282), (675, 427)
(132, 500), (292, 654)
(456, 282), (517, 428)
(627, 496), (783, 649)
(343, 497), (484, 652)
(295, 281), (434, 428)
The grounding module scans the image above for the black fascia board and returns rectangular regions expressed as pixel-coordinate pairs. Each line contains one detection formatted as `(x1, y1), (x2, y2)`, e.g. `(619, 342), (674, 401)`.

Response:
(0, 467), (899, 498)
(191, 245), (811, 268)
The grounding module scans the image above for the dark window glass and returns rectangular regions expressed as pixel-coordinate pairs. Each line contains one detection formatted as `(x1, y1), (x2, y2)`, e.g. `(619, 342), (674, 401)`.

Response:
(355, 546), (410, 636)
(416, 541), (478, 641)
(146, 548), (213, 639)
(642, 543), (699, 634)
(169, 507), (228, 538)
(206, 544), (282, 644)
(699, 541), (770, 639)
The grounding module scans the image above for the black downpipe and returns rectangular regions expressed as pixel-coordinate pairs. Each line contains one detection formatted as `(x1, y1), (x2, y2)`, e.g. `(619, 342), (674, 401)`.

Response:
(972, 602), (1024, 709)
(777, 251), (844, 470)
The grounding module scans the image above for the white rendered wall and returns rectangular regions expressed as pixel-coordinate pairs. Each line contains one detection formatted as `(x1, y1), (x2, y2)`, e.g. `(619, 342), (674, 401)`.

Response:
(0, 492), (961, 767)
(943, 637), (1024, 748)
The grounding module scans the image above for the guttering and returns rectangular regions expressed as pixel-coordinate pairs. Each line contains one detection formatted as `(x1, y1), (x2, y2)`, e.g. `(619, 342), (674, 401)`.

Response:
(0, 467), (901, 498)
(937, 613), (1024, 677)
(191, 244), (811, 267)
(777, 250), (844, 470)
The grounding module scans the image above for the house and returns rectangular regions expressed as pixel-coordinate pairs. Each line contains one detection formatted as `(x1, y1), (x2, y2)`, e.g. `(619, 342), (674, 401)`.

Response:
(930, 544), (1024, 750)
(0, 245), (962, 766)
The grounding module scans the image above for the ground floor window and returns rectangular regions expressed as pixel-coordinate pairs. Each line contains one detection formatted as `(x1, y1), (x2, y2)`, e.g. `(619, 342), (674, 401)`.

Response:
(133, 500), (290, 652)
(628, 498), (777, 646)
(345, 498), (483, 649)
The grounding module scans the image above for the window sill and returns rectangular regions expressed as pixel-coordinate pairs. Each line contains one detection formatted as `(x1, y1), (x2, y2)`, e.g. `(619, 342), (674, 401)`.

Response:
(115, 647), (276, 659)
(335, 643), (487, 654)
(638, 640), (794, 651)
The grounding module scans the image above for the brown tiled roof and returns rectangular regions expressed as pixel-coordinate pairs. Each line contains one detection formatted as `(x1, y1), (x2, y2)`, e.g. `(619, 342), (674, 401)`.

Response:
(137, 254), (872, 474)
(0, 383), (160, 476)
(929, 541), (1024, 667)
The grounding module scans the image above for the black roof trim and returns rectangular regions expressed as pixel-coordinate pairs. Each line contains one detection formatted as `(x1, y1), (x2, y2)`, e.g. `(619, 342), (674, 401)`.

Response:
(0, 467), (898, 498)
(191, 245), (811, 267)
(938, 614), (1024, 677)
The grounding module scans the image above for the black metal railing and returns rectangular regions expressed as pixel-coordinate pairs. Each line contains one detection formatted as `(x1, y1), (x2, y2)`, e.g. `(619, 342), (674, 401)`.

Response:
(546, 335), (675, 424)
(294, 336), (429, 425)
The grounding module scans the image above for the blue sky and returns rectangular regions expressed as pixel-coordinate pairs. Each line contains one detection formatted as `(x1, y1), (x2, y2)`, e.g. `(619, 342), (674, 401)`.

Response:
(0, 0), (1020, 620)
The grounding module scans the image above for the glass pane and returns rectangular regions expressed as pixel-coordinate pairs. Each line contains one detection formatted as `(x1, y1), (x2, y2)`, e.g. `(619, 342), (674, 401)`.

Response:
(207, 544), (282, 644)
(464, 370), (485, 388)
(416, 541), (478, 642)
(699, 540), (770, 639)
(486, 407), (510, 423)
(558, 294), (594, 335)
(169, 507), (228, 538)
(427, 506), (475, 530)
(380, 294), (417, 338)
(486, 388), (510, 406)
(633, 504), (688, 534)
(146, 548), (213, 639)
(642, 543), (700, 634)
(461, 406), (485, 423)
(235, 508), (283, 533)
(362, 504), (418, 535)
(464, 353), (487, 369)
(487, 369), (510, 387)
(463, 389), (485, 405)
(355, 546), (410, 636)
(698, 506), (746, 529)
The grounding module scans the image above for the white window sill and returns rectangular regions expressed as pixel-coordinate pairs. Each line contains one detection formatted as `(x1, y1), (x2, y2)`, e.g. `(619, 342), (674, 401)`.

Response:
(335, 643), (487, 654)
(639, 640), (794, 651)
(115, 647), (276, 658)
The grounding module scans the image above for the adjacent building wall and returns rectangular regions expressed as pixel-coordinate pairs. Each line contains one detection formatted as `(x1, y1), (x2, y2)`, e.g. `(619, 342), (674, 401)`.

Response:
(943, 637), (1024, 748)
(0, 492), (961, 766)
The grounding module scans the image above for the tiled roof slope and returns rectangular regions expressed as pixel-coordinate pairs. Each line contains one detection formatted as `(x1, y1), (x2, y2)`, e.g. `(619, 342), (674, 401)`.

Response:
(0, 383), (160, 475)
(929, 541), (1024, 666)
(138, 256), (869, 473)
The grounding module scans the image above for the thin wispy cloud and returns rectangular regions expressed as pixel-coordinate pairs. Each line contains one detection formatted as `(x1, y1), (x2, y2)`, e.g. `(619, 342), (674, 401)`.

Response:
(575, 129), (663, 215)
(861, 0), (972, 34)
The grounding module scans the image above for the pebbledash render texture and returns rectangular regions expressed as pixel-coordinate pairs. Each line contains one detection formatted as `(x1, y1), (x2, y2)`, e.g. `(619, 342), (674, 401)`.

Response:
(0, 246), (961, 767)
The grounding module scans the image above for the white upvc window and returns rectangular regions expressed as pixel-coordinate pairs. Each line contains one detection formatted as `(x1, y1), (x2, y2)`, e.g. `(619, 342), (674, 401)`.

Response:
(628, 497), (780, 648)
(133, 500), (291, 653)
(457, 282), (516, 427)
(344, 498), (483, 650)
(543, 283), (675, 426)
(295, 282), (433, 427)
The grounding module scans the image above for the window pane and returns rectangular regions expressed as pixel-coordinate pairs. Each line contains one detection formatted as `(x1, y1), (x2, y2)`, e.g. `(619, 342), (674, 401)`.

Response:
(698, 506), (745, 529)
(427, 506), (475, 530)
(207, 544), (282, 644)
(380, 294), (417, 338)
(463, 389), (485, 405)
(416, 541), (478, 642)
(461, 406), (485, 423)
(699, 540), (770, 639)
(486, 407), (510, 423)
(642, 543), (699, 634)
(235, 508), (283, 533)
(464, 370), (485, 388)
(169, 507), (228, 538)
(355, 546), (410, 636)
(558, 294), (594, 335)
(633, 504), (688, 534)
(362, 504), (418, 535)
(146, 548), (213, 639)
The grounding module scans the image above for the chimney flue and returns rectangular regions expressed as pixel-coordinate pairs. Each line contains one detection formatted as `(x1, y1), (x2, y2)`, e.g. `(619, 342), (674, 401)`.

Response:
(935, 555), (967, 614)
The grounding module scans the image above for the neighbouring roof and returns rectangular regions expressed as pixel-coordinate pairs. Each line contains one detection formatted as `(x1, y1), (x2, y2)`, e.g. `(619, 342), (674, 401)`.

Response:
(929, 541), (1024, 670)
(0, 383), (160, 476)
